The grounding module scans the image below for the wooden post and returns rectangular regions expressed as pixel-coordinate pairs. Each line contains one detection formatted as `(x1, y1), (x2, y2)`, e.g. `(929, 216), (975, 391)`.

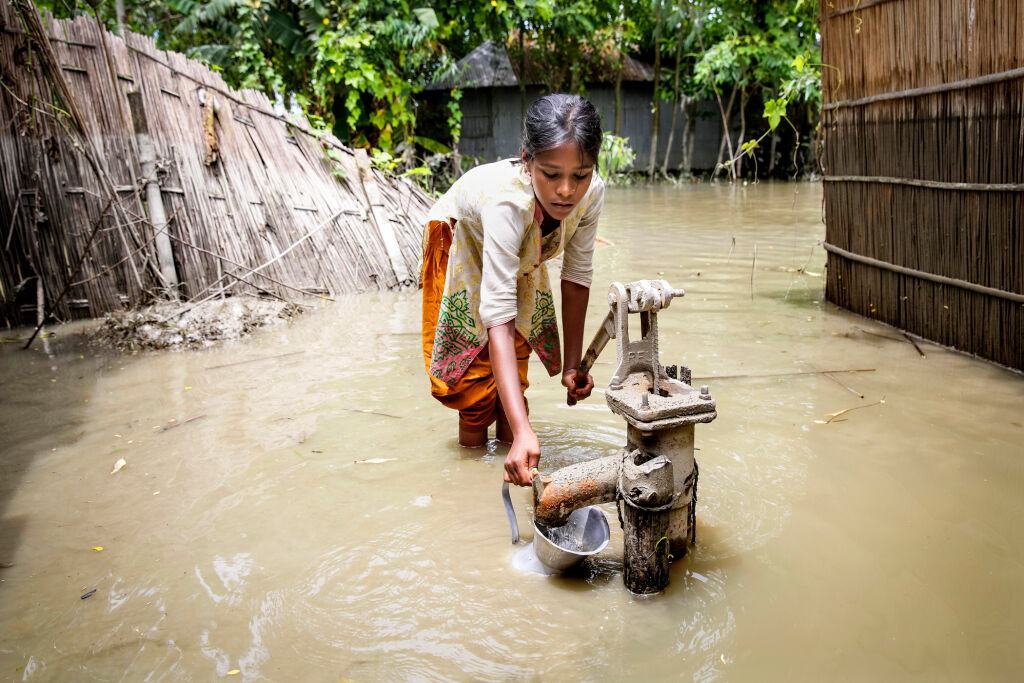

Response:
(353, 149), (413, 288)
(620, 449), (674, 595)
(127, 90), (179, 298)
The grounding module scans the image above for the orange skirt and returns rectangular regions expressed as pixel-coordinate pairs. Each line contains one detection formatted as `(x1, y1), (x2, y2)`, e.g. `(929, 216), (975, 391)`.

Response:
(421, 219), (530, 430)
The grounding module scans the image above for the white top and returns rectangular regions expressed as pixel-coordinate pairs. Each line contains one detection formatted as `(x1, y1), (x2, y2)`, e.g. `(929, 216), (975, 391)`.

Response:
(428, 159), (605, 328)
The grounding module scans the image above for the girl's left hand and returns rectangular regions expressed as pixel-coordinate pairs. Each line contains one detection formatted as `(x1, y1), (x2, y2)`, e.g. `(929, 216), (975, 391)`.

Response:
(561, 369), (594, 402)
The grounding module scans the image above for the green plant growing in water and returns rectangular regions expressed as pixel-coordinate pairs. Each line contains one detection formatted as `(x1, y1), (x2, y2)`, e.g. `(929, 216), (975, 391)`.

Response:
(598, 132), (637, 184)
(719, 51), (831, 177)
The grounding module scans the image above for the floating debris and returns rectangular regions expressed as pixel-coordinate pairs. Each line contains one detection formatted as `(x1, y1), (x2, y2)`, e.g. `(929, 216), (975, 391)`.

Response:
(157, 415), (205, 433)
(816, 399), (886, 424)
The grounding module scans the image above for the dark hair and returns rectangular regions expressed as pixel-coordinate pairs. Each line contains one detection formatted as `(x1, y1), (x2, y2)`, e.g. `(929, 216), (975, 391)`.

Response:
(521, 94), (602, 164)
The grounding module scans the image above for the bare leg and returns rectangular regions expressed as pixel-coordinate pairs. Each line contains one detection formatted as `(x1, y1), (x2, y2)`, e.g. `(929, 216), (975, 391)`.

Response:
(459, 414), (488, 448)
(495, 394), (514, 444)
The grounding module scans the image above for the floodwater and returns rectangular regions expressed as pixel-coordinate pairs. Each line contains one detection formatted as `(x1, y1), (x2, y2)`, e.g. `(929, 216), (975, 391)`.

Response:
(2, 182), (1023, 681)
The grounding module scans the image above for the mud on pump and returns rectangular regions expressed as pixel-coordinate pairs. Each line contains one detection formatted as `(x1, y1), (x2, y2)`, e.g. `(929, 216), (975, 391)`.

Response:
(531, 279), (717, 594)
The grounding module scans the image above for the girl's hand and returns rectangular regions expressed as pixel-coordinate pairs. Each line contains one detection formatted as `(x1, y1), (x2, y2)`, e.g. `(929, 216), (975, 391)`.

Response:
(504, 428), (540, 486)
(561, 368), (595, 402)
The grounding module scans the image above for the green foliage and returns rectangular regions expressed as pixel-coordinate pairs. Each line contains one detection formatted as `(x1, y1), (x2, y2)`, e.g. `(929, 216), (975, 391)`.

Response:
(598, 133), (637, 181)
(411, 136), (452, 156)
(763, 97), (786, 131)
(369, 149), (398, 173)
(37, 0), (823, 180)
(446, 88), (462, 145)
(720, 44), (824, 172)
(685, 0), (821, 176)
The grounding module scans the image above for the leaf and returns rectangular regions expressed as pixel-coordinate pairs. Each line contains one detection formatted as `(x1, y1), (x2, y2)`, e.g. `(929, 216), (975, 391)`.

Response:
(821, 399), (885, 424)
(186, 44), (232, 68)
(227, 670), (240, 676)
(412, 7), (439, 30)
(411, 135), (452, 155)
(111, 458), (127, 474)
(92, 546), (103, 552)
(740, 139), (758, 157)
(792, 54), (806, 73)
(266, 7), (310, 56)
(402, 166), (432, 176)
(762, 98), (786, 131)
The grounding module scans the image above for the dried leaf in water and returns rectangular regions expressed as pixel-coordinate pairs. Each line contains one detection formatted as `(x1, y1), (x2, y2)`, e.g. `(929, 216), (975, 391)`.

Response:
(110, 458), (127, 474)
(354, 458), (397, 465)
(92, 546), (103, 552)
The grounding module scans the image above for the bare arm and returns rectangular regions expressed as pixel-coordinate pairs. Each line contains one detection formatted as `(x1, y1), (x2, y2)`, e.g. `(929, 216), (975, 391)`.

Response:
(561, 279), (595, 400)
(489, 320), (540, 486)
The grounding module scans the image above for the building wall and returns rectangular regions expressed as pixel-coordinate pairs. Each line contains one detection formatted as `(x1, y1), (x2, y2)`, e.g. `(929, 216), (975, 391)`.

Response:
(453, 85), (729, 172)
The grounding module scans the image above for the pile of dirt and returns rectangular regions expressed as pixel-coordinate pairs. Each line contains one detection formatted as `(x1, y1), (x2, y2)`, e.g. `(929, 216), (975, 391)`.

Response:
(93, 297), (304, 351)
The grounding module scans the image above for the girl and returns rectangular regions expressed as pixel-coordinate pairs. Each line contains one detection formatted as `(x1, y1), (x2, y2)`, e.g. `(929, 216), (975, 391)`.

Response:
(421, 94), (604, 487)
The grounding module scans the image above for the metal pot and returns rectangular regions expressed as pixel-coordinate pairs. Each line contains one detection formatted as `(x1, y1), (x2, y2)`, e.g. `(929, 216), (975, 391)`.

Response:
(532, 506), (610, 572)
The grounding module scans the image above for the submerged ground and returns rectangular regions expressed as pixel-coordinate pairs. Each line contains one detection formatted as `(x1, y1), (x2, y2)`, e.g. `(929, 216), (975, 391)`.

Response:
(1, 182), (1022, 681)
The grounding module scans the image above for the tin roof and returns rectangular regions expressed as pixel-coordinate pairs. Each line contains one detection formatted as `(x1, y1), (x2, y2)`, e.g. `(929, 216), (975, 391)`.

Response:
(426, 40), (654, 91)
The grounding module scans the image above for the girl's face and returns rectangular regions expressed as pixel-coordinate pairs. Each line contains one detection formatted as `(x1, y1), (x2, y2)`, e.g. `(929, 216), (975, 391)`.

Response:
(522, 142), (595, 223)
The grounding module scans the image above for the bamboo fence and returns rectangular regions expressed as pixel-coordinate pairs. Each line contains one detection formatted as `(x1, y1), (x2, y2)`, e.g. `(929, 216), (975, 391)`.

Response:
(0, 0), (431, 328)
(819, 0), (1023, 370)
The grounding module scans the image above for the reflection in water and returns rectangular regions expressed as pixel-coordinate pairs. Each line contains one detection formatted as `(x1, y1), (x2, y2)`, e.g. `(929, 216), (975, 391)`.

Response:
(195, 553), (255, 606)
(1, 183), (1023, 680)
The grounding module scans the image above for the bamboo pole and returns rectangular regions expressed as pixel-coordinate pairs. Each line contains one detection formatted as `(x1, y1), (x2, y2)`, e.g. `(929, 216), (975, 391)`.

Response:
(127, 90), (178, 297)
(824, 175), (1024, 192)
(354, 149), (413, 288)
(824, 67), (1024, 109)
(824, 242), (1024, 304)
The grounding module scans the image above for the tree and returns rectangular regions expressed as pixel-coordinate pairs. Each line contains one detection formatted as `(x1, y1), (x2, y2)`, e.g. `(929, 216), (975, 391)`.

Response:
(659, 0), (698, 176)
(646, 0), (664, 179)
(35, 0), (822, 181)
(691, 0), (819, 179)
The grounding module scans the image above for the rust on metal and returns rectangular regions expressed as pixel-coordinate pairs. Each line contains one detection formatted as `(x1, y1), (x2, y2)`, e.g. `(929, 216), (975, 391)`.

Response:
(533, 455), (620, 527)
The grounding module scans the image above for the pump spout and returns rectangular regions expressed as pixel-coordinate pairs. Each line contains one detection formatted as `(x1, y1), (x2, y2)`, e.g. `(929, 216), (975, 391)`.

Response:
(532, 455), (620, 527)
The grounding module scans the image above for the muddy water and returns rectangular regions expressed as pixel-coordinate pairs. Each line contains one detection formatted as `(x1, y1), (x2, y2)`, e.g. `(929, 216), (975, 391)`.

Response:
(2, 182), (1023, 681)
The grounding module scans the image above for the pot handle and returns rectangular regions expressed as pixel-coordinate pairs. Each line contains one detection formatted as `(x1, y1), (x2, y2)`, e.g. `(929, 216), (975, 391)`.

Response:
(501, 481), (520, 544)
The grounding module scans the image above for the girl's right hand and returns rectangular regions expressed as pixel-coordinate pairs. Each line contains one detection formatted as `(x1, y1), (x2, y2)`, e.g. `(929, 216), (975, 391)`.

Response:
(504, 428), (541, 486)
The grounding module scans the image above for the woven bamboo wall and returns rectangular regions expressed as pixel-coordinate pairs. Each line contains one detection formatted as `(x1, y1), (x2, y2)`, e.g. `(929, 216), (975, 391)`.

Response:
(819, 0), (1023, 369)
(0, 1), (431, 327)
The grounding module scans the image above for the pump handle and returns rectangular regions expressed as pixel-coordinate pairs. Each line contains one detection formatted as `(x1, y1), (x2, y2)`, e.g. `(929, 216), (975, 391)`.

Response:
(567, 310), (615, 406)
